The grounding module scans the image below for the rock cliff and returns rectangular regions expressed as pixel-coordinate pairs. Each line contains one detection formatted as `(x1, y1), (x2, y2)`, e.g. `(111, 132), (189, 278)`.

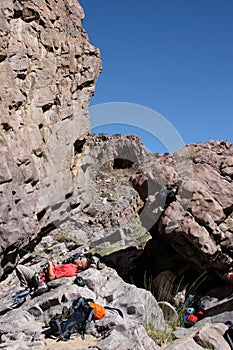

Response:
(0, 1), (233, 350)
(0, 0), (101, 276)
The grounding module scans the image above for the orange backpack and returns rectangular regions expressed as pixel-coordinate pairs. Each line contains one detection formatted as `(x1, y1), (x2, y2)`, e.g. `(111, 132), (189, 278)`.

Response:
(88, 302), (106, 320)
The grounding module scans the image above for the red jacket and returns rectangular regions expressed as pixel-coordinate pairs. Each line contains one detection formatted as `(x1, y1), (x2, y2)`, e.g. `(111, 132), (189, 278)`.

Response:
(40, 263), (78, 282)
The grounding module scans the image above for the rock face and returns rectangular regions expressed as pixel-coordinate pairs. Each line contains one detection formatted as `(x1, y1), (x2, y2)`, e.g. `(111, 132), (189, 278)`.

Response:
(0, 0), (101, 276)
(1, 1), (232, 289)
(129, 141), (233, 289)
(69, 134), (148, 248)
(1, 2), (233, 349)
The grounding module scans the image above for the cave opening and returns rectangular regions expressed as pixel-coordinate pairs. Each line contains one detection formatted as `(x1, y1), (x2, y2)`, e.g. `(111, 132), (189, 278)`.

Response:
(74, 138), (85, 155)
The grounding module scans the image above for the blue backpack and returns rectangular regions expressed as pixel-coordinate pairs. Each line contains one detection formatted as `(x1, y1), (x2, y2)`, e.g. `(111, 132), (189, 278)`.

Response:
(49, 296), (94, 341)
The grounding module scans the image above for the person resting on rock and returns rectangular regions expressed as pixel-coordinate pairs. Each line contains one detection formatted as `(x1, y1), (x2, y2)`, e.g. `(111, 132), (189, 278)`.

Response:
(15, 255), (91, 292)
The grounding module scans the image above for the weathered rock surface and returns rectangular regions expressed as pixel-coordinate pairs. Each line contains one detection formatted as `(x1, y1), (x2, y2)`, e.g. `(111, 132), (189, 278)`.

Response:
(0, 251), (164, 350)
(1, 238), (232, 350)
(129, 141), (233, 286)
(166, 323), (231, 350)
(69, 134), (148, 249)
(0, 0), (101, 276)
(0, 1), (233, 349)
(1, 1), (232, 294)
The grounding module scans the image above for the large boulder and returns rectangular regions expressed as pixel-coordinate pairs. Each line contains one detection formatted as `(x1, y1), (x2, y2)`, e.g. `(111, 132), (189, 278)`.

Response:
(130, 141), (233, 285)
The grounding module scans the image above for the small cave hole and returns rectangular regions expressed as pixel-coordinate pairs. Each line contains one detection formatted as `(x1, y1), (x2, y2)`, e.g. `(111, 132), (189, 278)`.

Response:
(54, 96), (61, 106)
(1, 122), (12, 132)
(65, 192), (73, 199)
(35, 152), (45, 159)
(70, 202), (80, 210)
(74, 138), (85, 155)
(14, 9), (23, 18)
(224, 204), (233, 217)
(36, 208), (46, 221)
(39, 18), (46, 27)
(113, 158), (134, 169)
(42, 104), (52, 113)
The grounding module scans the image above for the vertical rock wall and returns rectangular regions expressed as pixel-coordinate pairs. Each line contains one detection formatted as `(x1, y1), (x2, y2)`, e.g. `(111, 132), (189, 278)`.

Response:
(0, 0), (102, 275)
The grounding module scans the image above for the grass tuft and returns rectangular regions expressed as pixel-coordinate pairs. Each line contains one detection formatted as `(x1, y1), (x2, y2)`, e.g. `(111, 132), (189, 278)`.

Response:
(145, 325), (175, 349)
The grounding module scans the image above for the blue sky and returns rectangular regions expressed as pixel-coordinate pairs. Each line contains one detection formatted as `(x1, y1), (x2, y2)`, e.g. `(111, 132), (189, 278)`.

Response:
(79, 0), (233, 153)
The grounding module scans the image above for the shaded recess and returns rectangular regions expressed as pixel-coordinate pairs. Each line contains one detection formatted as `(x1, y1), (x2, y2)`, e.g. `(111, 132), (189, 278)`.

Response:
(74, 138), (86, 155)
(113, 158), (134, 169)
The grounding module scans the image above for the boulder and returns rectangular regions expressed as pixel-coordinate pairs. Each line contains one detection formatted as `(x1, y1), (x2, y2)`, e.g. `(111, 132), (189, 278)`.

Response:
(167, 323), (231, 350)
(130, 141), (233, 285)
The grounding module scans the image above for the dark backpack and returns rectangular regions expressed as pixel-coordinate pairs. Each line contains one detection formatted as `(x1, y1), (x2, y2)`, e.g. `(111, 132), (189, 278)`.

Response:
(49, 296), (123, 341)
(49, 296), (94, 341)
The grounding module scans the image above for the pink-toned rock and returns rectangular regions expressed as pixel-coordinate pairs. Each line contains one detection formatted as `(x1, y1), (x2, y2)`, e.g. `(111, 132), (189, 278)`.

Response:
(131, 141), (233, 284)
(0, 0), (101, 276)
(193, 323), (231, 350)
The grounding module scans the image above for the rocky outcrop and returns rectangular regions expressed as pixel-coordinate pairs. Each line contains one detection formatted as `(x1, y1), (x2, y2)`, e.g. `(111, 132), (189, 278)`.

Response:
(69, 134), (148, 248)
(129, 141), (233, 288)
(1, 1), (231, 289)
(0, 1), (233, 349)
(74, 134), (146, 210)
(73, 137), (233, 291)
(0, 0), (101, 276)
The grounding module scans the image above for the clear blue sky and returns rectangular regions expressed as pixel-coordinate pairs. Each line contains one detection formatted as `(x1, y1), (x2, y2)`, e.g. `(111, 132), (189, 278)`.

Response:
(79, 0), (233, 153)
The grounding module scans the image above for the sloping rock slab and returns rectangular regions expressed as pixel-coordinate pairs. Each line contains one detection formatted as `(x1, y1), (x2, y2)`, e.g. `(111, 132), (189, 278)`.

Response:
(0, 266), (164, 349)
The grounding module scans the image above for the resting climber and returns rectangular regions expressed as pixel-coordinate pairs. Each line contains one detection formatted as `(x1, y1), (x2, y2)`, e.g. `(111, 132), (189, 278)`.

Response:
(15, 255), (91, 291)
(10, 254), (92, 308)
